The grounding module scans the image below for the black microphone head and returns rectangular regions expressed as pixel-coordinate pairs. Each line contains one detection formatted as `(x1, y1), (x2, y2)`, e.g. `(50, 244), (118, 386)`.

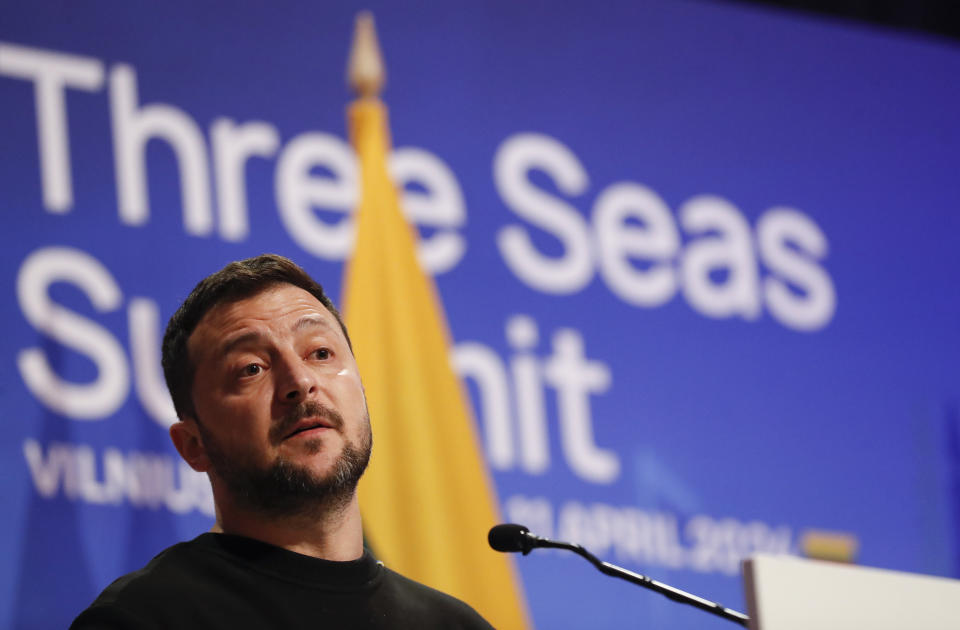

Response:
(488, 523), (530, 553)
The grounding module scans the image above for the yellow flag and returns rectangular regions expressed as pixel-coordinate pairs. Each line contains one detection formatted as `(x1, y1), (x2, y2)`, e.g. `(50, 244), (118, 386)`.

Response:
(341, 97), (531, 630)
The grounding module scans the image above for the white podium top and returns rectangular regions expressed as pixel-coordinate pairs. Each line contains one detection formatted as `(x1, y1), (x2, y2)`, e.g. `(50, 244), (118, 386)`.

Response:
(743, 554), (960, 630)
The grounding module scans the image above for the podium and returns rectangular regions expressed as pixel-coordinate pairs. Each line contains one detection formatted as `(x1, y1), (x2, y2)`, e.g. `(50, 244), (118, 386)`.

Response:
(488, 523), (960, 628)
(743, 554), (960, 630)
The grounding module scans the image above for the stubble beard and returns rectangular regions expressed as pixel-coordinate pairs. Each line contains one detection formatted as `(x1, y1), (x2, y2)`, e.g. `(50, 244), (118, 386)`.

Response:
(200, 402), (372, 521)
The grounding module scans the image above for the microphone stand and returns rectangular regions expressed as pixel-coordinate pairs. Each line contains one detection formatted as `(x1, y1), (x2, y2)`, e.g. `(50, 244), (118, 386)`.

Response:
(534, 537), (749, 627)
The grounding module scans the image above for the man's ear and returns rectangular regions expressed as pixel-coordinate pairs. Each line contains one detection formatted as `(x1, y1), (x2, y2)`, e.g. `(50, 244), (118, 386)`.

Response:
(170, 418), (210, 472)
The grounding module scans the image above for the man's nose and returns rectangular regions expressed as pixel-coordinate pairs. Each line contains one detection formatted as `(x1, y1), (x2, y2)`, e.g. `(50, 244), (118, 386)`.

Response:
(277, 355), (317, 403)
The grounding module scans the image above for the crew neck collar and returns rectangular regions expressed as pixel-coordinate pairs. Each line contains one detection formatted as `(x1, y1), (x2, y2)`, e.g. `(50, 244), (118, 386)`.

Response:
(193, 532), (381, 590)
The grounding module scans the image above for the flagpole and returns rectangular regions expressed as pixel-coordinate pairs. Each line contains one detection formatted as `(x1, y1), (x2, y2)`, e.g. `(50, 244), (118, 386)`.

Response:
(348, 12), (385, 100)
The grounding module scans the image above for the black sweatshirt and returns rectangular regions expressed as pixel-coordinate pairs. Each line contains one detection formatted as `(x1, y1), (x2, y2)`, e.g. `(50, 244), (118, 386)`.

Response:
(70, 533), (495, 629)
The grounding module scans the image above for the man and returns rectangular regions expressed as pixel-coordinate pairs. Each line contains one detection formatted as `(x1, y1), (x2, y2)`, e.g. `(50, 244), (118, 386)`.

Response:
(71, 254), (494, 629)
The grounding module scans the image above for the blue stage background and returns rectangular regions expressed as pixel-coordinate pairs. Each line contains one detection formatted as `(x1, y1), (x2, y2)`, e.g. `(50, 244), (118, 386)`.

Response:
(2, 1), (959, 628)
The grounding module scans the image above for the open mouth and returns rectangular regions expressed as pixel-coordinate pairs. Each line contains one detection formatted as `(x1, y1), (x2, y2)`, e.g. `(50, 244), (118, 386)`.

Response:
(284, 420), (332, 440)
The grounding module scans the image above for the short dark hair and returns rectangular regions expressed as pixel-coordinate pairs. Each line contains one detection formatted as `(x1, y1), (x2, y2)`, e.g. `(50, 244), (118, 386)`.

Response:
(161, 254), (350, 421)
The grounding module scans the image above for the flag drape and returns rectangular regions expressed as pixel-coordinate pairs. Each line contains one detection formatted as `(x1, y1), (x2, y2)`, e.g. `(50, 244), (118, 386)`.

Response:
(341, 98), (531, 630)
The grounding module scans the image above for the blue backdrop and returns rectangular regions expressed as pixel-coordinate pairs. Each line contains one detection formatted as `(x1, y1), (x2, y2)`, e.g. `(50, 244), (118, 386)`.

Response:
(2, 1), (959, 628)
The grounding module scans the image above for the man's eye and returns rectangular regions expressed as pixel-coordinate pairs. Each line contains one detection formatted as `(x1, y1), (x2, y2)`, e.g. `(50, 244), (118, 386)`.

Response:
(242, 364), (262, 376)
(314, 348), (330, 360)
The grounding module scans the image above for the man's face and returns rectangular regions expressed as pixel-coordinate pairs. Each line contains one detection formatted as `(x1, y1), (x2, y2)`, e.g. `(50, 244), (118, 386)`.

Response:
(184, 283), (371, 516)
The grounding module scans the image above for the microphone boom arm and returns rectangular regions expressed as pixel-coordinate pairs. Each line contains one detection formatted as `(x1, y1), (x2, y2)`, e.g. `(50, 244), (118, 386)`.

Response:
(534, 537), (749, 626)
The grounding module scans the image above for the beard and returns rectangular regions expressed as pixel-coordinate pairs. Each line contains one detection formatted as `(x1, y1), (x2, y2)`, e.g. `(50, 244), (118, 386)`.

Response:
(198, 401), (372, 520)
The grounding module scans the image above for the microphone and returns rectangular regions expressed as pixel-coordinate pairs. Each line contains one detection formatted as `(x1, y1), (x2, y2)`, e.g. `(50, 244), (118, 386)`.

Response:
(487, 524), (544, 555)
(488, 523), (749, 627)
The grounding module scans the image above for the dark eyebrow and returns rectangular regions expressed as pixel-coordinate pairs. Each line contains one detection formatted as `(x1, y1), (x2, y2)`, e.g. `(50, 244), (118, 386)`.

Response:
(217, 316), (333, 357)
(218, 331), (266, 357)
